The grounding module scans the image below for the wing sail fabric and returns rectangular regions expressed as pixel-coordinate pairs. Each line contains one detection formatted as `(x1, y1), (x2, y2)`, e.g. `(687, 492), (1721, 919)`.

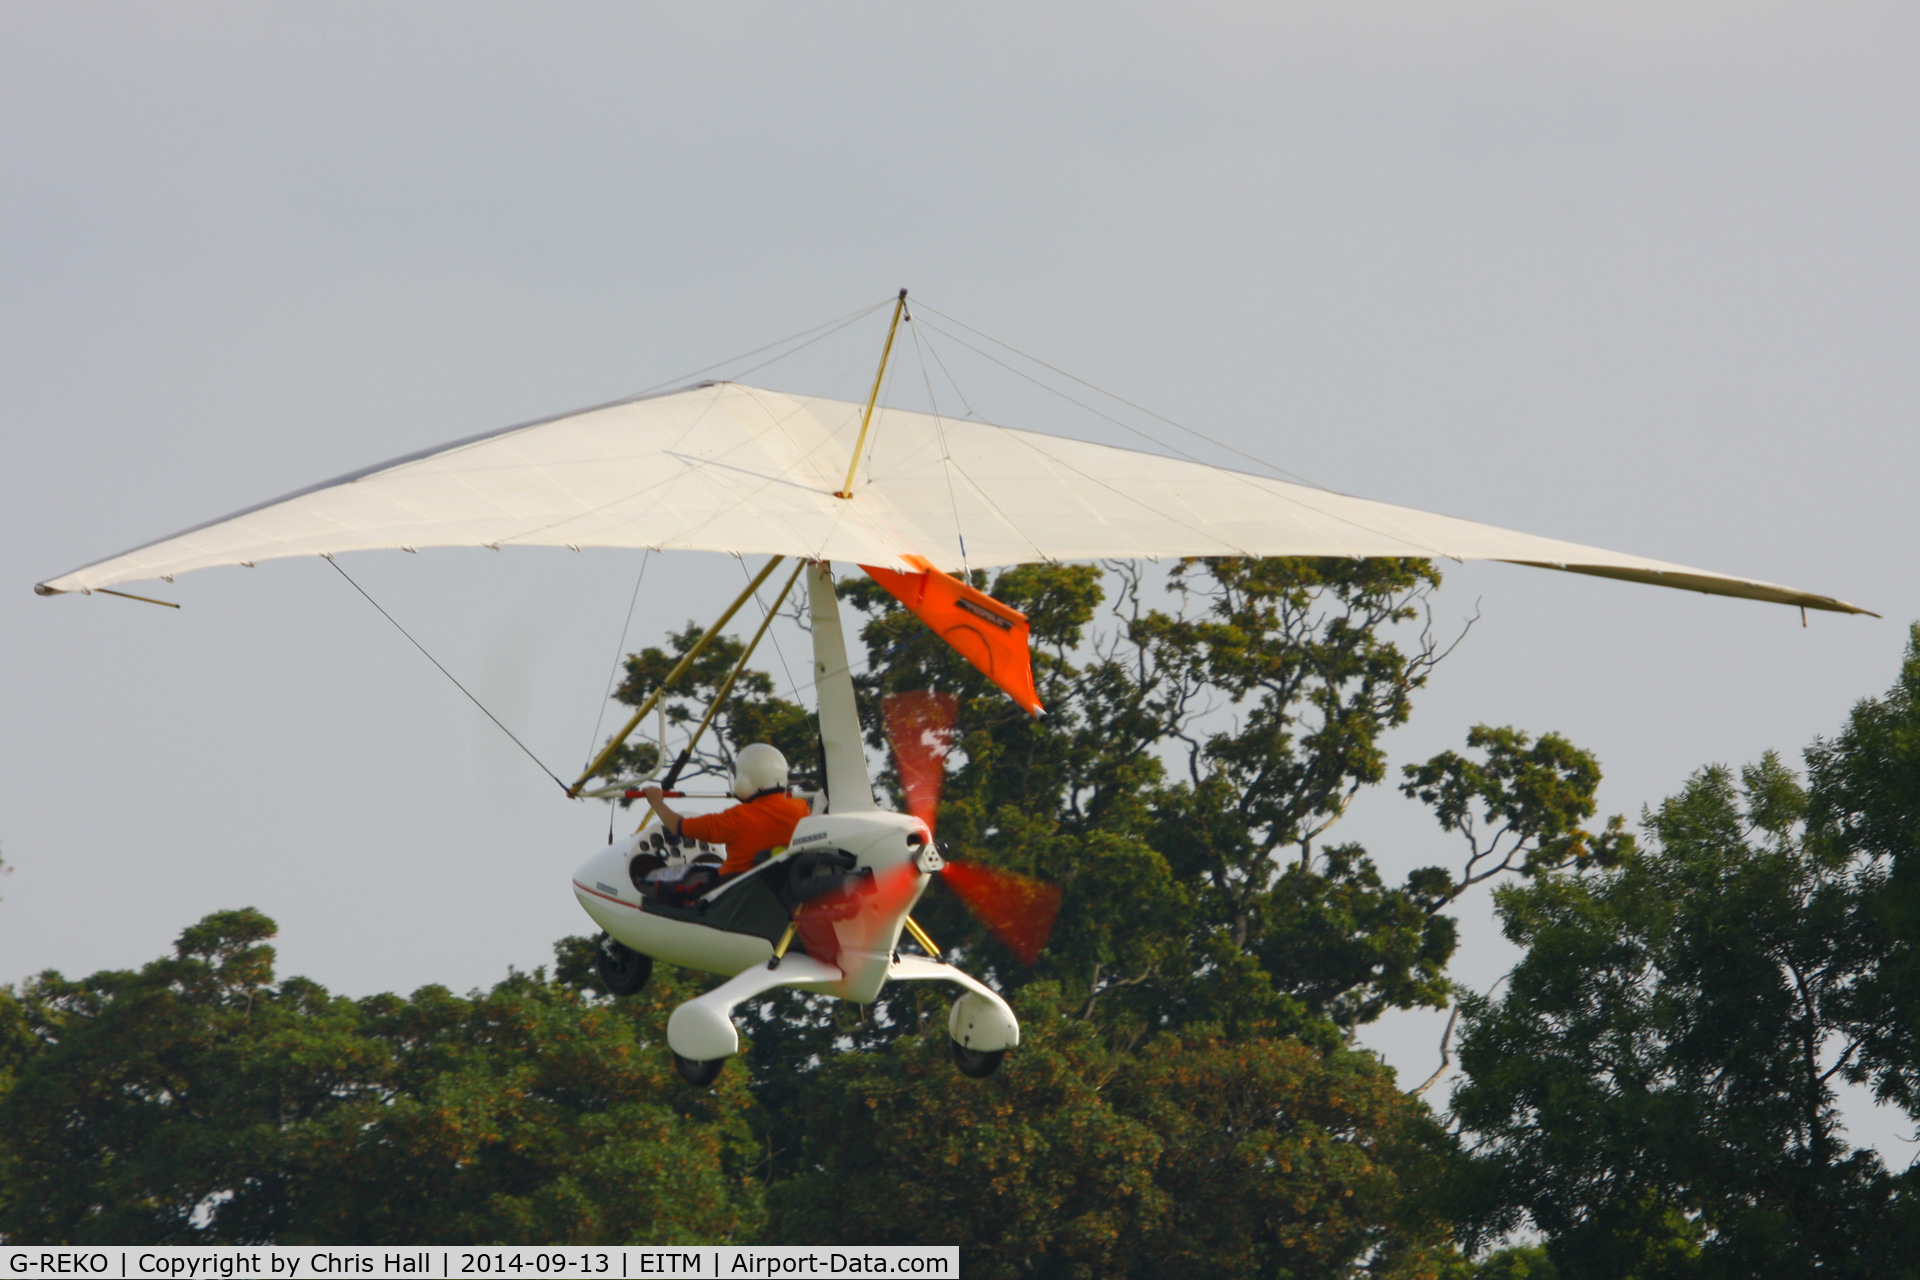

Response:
(35, 381), (1872, 617)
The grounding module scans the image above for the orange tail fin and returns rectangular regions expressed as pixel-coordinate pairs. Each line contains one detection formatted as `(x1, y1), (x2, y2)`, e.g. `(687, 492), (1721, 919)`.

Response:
(861, 558), (1044, 716)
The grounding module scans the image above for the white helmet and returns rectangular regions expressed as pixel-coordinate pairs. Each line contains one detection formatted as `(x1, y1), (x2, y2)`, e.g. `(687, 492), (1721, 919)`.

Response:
(732, 742), (789, 800)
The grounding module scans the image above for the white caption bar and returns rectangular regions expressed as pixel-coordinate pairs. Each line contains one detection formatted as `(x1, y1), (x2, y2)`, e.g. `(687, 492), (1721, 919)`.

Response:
(0, 1248), (959, 1280)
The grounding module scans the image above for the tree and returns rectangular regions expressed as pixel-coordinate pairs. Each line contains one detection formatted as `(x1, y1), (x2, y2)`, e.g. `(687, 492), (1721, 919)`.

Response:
(768, 997), (1170, 1277)
(2, 557), (1653, 1267)
(720, 557), (1556, 1271)
(1448, 753), (1909, 1277)
(1401, 725), (1635, 899)
(589, 620), (817, 798)
(1444, 630), (1920, 1274)
(713, 558), (1476, 1126)
(578, 557), (1647, 1268)
(1806, 623), (1920, 1119)
(838, 557), (1471, 1036)
(769, 988), (1460, 1280)
(0, 911), (763, 1244)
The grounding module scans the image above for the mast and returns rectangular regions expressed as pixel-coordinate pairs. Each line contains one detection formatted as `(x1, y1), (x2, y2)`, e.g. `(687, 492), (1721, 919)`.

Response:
(835, 288), (907, 500)
(808, 562), (875, 812)
(583, 292), (907, 804)
(809, 290), (910, 809)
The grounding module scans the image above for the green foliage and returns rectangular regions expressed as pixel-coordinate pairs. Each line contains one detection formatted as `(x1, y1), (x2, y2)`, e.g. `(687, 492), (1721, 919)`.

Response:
(0, 987), (30, 1109)
(2, 555), (1539, 1261)
(769, 999), (1167, 1275)
(835, 558), (1471, 1034)
(1261, 843), (1458, 1031)
(1463, 1246), (1560, 1279)
(591, 619), (815, 798)
(1806, 623), (1920, 866)
(1402, 726), (1635, 891)
(0, 911), (762, 1244)
(770, 990), (1459, 1279)
(1449, 753), (1910, 1277)
(1807, 623), (1920, 1117)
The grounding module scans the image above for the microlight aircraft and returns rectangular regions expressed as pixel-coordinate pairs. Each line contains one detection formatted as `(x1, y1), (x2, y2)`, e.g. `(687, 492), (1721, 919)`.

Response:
(35, 292), (1871, 1085)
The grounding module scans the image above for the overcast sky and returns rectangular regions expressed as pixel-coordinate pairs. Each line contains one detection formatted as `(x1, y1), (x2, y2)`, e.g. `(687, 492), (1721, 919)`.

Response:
(4, 2), (1917, 1153)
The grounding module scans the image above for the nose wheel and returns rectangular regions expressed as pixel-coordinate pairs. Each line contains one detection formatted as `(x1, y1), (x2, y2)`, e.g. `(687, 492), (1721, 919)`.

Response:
(674, 1052), (725, 1088)
(595, 936), (653, 996)
(951, 1041), (1005, 1078)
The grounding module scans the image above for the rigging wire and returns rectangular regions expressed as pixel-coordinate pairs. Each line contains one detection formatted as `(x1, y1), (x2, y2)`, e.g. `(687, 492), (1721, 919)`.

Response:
(726, 309), (891, 386)
(811, 333), (895, 404)
(891, 325), (1046, 563)
(742, 556), (807, 711)
(749, 330), (895, 432)
(912, 301), (1331, 491)
(736, 557), (839, 805)
(739, 555), (820, 764)
(323, 555), (570, 795)
(912, 316), (1248, 481)
(913, 309), (1456, 564)
(907, 319), (972, 574)
(916, 314), (980, 421)
(625, 297), (894, 399)
(583, 549), (651, 772)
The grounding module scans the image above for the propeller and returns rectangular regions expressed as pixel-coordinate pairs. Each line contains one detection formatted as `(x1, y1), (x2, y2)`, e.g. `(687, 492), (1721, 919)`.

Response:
(883, 688), (959, 829)
(880, 690), (1061, 966)
(794, 861), (920, 970)
(938, 861), (1060, 968)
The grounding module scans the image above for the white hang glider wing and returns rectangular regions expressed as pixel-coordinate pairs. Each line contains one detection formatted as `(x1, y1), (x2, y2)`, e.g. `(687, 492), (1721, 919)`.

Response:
(35, 381), (1871, 615)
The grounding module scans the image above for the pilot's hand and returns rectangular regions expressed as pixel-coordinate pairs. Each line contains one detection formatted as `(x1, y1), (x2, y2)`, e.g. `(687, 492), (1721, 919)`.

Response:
(642, 784), (663, 802)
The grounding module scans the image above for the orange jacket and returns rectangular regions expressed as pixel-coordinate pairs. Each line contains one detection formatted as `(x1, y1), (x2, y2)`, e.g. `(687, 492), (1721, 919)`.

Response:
(680, 791), (812, 876)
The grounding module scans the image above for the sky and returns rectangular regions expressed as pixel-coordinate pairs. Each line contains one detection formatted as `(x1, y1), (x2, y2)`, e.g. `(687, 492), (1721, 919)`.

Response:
(4, 2), (1918, 1156)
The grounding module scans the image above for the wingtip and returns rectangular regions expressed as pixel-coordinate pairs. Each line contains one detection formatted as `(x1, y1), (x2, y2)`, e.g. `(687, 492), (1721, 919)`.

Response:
(1805, 594), (1878, 618)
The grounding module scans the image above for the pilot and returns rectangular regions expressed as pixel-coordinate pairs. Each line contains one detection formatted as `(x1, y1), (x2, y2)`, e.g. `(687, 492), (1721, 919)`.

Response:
(641, 742), (811, 878)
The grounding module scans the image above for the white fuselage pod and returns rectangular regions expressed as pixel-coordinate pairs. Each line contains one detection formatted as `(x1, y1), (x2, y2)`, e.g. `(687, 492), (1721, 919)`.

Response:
(571, 808), (930, 1002)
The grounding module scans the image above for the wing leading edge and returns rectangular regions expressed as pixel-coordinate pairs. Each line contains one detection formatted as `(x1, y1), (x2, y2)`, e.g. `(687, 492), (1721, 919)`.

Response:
(34, 382), (1872, 616)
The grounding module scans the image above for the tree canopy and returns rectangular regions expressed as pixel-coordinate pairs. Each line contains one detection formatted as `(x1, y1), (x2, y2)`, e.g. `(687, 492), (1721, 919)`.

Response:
(1448, 625), (1920, 1277)
(0, 913), (762, 1245)
(6, 568), (1920, 1278)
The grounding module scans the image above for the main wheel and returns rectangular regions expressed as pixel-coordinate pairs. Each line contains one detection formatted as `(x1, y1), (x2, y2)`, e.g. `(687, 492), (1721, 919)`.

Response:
(951, 1040), (1005, 1079)
(594, 937), (652, 996)
(674, 1052), (724, 1088)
